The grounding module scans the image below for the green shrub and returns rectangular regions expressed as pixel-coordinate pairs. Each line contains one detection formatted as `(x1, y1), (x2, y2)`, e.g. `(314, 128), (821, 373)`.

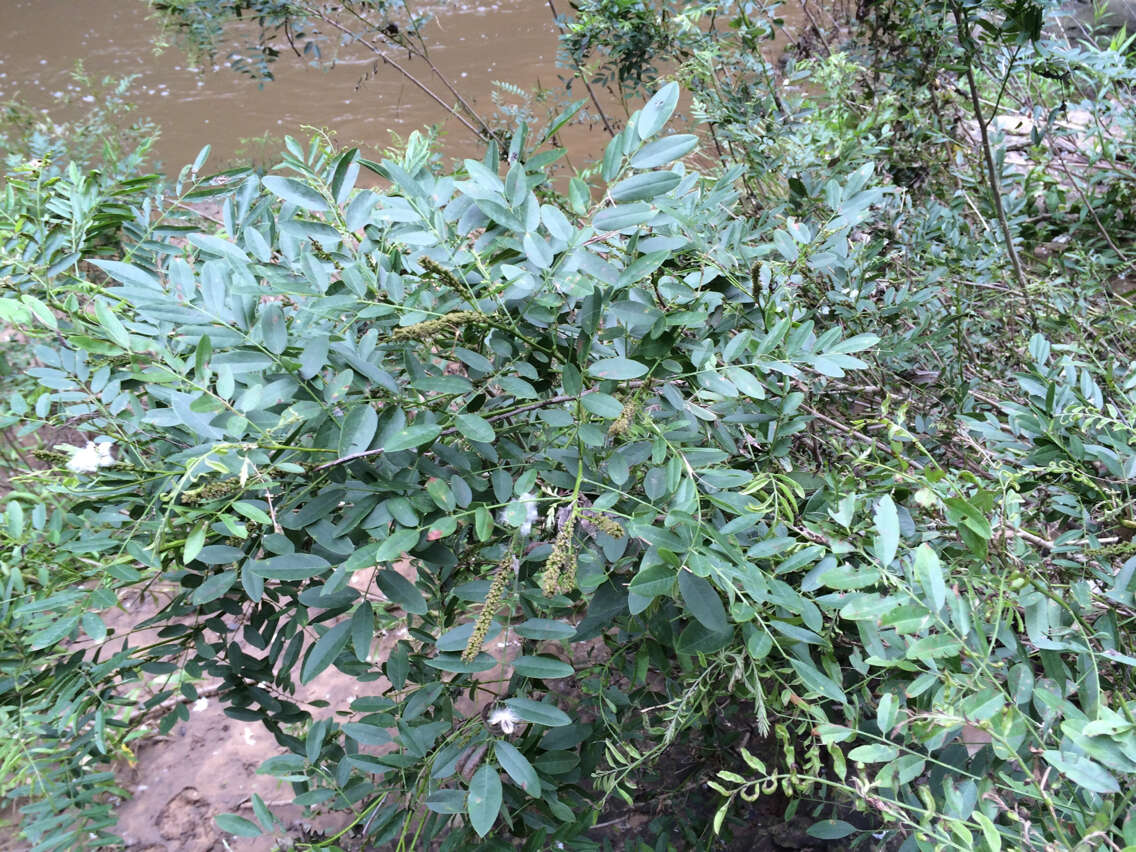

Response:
(0, 86), (891, 847)
(4, 2), (1136, 849)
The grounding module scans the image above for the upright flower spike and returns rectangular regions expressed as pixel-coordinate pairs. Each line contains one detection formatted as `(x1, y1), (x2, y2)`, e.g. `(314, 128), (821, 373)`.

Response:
(389, 310), (492, 342)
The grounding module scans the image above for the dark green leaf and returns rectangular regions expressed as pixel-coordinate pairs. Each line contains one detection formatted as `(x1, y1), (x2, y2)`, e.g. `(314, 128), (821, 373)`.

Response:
(630, 134), (698, 169)
(376, 568), (428, 614)
(467, 764), (503, 837)
(427, 653), (498, 673)
(678, 571), (727, 632)
(513, 655), (574, 679)
(589, 358), (649, 380)
(384, 423), (442, 453)
(339, 404), (379, 457)
(789, 657), (848, 705)
(505, 697), (572, 727)
(609, 171), (681, 202)
(514, 619), (576, 640)
(350, 602), (374, 662)
(914, 544), (946, 612)
(637, 81), (679, 140)
(342, 721), (392, 746)
(375, 528), (420, 563)
(262, 175), (328, 211)
(581, 392), (624, 419)
(455, 413), (496, 443)
(259, 303), (287, 354)
(425, 789), (466, 815)
(495, 741), (541, 796)
(250, 554), (331, 581)
(301, 620), (351, 683)
(593, 202), (654, 231)
(807, 820), (856, 840)
(215, 813), (262, 837)
(874, 495), (899, 566)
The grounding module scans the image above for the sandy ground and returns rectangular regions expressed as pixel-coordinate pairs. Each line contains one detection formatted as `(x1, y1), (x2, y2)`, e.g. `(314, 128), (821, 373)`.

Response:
(111, 566), (416, 851)
(3, 571), (416, 850)
(111, 665), (369, 851)
(2, 556), (533, 851)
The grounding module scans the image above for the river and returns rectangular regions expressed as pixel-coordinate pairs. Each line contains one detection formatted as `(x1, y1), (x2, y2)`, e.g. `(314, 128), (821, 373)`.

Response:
(0, 0), (572, 170)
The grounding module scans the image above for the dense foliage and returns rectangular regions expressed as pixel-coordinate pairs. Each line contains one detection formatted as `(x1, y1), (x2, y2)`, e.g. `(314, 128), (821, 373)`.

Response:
(3, 1), (1136, 850)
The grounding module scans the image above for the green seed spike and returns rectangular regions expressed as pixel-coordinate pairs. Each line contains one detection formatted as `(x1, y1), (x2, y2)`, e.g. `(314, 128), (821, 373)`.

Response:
(461, 553), (515, 662)
(542, 513), (578, 596)
(389, 310), (494, 342)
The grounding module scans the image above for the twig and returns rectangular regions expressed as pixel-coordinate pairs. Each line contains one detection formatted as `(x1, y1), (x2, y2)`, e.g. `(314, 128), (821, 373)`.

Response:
(265, 488), (283, 534)
(546, 0), (616, 137)
(298, 3), (489, 142)
(953, 3), (1038, 330)
(805, 406), (925, 469)
(1013, 527), (1056, 551)
(1049, 145), (1128, 261)
(336, 0), (491, 139)
(799, 0), (833, 55)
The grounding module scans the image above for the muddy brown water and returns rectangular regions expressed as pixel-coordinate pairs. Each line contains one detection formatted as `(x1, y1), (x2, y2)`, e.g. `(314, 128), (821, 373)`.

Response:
(0, 0), (573, 170)
(0, 1), (814, 173)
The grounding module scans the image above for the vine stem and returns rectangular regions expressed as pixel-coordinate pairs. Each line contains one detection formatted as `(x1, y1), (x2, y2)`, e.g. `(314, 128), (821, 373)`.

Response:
(340, 0), (492, 138)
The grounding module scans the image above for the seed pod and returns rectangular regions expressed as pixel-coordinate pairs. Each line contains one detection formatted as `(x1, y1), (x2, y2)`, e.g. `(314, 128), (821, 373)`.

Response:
(31, 449), (71, 466)
(182, 479), (244, 505)
(419, 256), (468, 292)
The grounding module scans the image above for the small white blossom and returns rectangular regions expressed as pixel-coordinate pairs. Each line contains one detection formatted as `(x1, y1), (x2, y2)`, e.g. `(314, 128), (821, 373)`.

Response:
(94, 442), (115, 467)
(488, 706), (521, 735)
(67, 442), (102, 474)
(518, 492), (540, 535)
(500, 492), (541, 536)
(66, 441), (115, 474)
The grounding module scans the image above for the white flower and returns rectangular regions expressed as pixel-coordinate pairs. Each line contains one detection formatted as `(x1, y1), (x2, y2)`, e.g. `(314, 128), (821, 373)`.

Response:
(67, 442), (102, 474)
(488, 706), (521, 735)
(500, 492), (541, 536)
(66, 441), (115, 474)
(94, 442), (115, 467)
(518, 492), (540, 536)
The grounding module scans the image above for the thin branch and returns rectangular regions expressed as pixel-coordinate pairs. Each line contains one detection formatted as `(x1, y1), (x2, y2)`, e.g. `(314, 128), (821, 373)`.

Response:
(338, 0), (492, 137)
(297, 3), (489, 142)
(953, 3), (1038, 330)
(1049, 144), (1128, 261)
(546, 0), (616, 137)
